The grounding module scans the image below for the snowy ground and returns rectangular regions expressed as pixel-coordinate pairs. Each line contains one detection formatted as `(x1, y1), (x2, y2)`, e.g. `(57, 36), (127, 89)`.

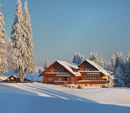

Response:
(0, 83), (130, 113)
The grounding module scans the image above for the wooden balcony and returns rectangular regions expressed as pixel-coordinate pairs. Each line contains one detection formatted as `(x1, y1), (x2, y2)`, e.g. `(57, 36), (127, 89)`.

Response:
(54, 81), (71, 85)
(76, 80), (109, 84)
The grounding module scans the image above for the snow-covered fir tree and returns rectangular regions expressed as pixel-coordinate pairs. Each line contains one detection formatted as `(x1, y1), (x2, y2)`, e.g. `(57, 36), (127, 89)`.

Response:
(6, 39), (18, 72)
(94, 53), (99, 64)
(72, 52), (77, 64)
(38, 68), (43, 73)
(44, 58), (50, 70)
(124, 53), (130, 87)
(114, 53), (125, 87)
(99, 57), (104, 68)
(89, 52), (99, 64)
(89, 52), (93, 60)
(72, 52), (84, 64)
(23, 1), (35, 74)
(106, 55), (115, 72)
(82, 54), (85, 62)
(11, 0), (27, 82)
(77, 53), (82, 64)
(0, 5), (8, 75)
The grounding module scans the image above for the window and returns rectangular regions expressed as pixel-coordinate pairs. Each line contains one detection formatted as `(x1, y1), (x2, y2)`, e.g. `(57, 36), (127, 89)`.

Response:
(68, 78), (71, 81)
(62, 78), (65, 81)
(88, 68), (96, 71)
(80, 68), (85, 71)
(51, 69), (56, 72)
(85, 75), (97, 80)
(72, 78), (75, 81)
(88, 76), (90, 80)
(48, 78), (53, 81)
(85, 76), (87, 80)
(86, 68), (88, 71)
(93, 76), (97, 80)
(59, 69), (64, 72)
(59, 78), (66, 81)
(93, 76), (95, 80)
(59, 78), (62, 81)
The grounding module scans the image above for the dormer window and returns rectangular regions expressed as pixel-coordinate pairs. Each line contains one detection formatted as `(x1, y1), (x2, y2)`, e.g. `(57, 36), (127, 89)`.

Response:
(51, 69), (56, 72)
(59, 69), (64, 72)
(80, 68), (85, 71)
(88, 68), (96, 71)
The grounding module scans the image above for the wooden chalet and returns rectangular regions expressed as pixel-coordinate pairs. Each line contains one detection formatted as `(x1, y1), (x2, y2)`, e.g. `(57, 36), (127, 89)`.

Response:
(8, 75), (19, 82)
(39, 59), (114, 88)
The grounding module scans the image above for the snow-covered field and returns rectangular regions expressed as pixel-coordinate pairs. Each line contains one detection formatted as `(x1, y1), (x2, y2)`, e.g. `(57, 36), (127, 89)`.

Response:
(0, 83), (130, 113)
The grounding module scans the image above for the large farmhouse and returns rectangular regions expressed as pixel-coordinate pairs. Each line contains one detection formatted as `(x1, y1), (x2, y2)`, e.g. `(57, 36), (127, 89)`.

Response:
(39, 59), (114, 88)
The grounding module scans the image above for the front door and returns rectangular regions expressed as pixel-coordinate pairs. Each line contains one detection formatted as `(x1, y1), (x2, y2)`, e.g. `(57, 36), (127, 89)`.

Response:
(71, 77), (75, 84)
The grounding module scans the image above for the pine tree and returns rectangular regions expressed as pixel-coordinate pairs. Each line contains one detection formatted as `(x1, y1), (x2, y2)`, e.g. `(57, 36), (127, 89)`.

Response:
(89, 52), (99, 64)
(73, 52), (77, 64)
(114, 53), (125, 87)
(106, 54), (115, 72)
(99, 57), (104, 68)
(77, 53), (81, 64)
(0, 5), (8, 75)
(124, 53), (130, 87)
(6, 39), (18, 72)
(44, 58), (50, 70)
(82, 54), (85, 62)
(94, 53), (99, 64)
(11, 0), (27, 82)
(73, 52), (83, 64)
(89, 52), (93, 60)
(23, 1), (35, 74)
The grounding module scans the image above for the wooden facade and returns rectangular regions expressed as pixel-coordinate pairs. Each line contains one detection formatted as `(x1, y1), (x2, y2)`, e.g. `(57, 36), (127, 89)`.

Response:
(8, 75), (19, 82)
(39, 60), (114, 88)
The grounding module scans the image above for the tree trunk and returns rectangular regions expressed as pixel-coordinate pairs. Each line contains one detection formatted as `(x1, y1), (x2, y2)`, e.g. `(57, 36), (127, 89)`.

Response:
(22, 70), (25, 82)
(19, 66), (24, 83)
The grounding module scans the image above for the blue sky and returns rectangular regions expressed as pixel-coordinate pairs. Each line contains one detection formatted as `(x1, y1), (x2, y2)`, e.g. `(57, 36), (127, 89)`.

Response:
(1, 0), (130, 66)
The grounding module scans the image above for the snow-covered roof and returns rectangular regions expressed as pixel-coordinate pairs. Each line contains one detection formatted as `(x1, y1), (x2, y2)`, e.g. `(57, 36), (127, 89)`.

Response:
(0, 76), (8, 80)
(85, 59), (110, 76)
(9, 75), (18, 78)
(57, 60), (81, 76)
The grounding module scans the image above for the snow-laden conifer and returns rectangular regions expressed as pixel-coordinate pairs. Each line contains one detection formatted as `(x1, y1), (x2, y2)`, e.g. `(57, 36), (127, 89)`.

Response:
(99, 57), (104, 68)
(124, 53), (130, 87)
(77, 53), (82, 64)
(11, 0), (27, 82)
(6, 39), (18, 72)
(73, 52), (82, 64)
(0, 6), (8, 75)
(73, 52), (77, 64)
(114, 53), (125, 87)
(94, 53), (99, 64)
(23, 1), (35, 74)
(82, 54), (85, 62)
(44, 58), (50, 70)
(89, 52), (93, 60)
(106, 55), (115, 72)
(89, 52), (99, 64)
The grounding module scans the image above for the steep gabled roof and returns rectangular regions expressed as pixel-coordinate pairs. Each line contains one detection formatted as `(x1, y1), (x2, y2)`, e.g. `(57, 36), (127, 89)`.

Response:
(39, 59), (110, 77)
(57, 60), (81, 76)
(85, 59), (110, 76)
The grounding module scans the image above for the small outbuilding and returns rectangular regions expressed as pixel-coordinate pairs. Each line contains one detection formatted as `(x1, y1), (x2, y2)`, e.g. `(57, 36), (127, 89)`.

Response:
(8, 75), (19, 82)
